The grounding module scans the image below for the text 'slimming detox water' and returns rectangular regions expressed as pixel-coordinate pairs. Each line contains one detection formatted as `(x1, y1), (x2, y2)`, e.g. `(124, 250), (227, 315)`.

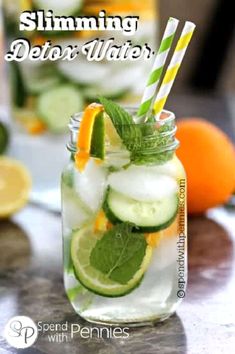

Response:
(2, 0), (158, 206)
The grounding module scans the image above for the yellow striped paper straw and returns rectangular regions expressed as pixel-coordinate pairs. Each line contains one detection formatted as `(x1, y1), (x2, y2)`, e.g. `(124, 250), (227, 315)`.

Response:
(136, 17), (179, 123)
(153, 21), (196, 118)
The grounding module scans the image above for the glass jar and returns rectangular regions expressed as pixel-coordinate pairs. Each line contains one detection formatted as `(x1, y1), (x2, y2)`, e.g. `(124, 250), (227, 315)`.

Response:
(61, 108), (187, 325)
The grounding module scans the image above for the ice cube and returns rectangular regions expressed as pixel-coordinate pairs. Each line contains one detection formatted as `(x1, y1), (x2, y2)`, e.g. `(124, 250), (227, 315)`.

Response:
(107, 165), (178, 202)
(74, 160), (107, 212)
(62, 186), (91, 230)
(150, 155), (185, 179)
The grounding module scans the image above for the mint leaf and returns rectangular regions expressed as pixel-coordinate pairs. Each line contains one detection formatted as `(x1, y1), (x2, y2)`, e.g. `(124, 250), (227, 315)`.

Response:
(90, 223), (147, 284)
(99, 97), (174, 165)
(99, 96), (133, 129)
(99, 97), (141, 150)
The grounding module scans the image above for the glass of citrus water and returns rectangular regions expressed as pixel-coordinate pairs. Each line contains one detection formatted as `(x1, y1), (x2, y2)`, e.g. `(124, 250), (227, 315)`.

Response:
(61, 102), (187, 325)
(2, 0), (158, 208)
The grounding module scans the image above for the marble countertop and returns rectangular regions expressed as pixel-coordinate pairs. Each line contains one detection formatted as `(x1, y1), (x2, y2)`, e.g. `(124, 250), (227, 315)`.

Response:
(0, 204), (235, 354)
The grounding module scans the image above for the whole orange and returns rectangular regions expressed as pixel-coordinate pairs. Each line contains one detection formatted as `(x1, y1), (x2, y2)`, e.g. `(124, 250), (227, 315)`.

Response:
(176, 118), (235, 214)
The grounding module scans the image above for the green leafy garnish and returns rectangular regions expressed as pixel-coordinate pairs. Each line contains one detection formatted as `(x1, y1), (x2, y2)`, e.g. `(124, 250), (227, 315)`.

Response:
(99, 97), (175, 165)
(99, 96), (141, 150)
(90, 223), (147, 285)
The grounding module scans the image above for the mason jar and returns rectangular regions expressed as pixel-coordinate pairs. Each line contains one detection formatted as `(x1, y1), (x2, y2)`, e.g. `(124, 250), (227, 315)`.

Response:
(61, 108), (187, 325)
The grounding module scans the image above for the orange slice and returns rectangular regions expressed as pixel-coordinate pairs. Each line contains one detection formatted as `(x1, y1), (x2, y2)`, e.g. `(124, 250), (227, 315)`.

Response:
(94, 210), (109, 233)
(163, 217), (179, 238)
(26, 119), (47, 135)
(145, 216), (179, 247)
(145, 231), (163, 248)
(75, 103), (104, 172)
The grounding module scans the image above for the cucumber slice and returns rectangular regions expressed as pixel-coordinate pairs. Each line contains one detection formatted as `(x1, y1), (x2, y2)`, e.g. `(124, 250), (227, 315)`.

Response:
(37, 85), (84, 132)
(27, 76), (61, 95)
(34, 0), (82, 16)
(23, 66), (61, 94)
(71, 225), (152, 297)
(103, 189), (178, 232)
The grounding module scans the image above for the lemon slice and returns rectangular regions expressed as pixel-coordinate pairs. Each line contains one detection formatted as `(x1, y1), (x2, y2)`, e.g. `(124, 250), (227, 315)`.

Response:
(105, 114), (122, 148)
(0, 157), (31, 218)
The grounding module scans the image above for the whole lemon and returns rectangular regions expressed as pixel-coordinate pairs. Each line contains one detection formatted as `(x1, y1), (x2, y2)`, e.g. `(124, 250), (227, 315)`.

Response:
(176, 118), (235, 214)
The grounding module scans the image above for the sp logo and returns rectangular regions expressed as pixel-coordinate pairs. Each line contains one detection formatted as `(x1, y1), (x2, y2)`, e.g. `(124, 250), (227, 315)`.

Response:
(4, 316), (38, 349)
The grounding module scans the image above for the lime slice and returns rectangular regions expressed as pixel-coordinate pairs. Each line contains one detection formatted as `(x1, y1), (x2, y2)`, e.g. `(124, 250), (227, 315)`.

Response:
(90, 112), (105, 160)
(0, 157), (31, 218)
(71, 225), (152, 297)
(0, 122), (9, 154)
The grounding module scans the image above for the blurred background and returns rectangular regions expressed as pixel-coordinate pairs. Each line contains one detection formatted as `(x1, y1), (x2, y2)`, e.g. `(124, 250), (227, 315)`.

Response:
(160, 0), (235, 93)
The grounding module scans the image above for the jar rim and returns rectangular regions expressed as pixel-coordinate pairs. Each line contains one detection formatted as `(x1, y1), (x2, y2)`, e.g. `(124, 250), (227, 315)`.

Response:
(67, 107), (178, 153)
(69, 108), (175, 131)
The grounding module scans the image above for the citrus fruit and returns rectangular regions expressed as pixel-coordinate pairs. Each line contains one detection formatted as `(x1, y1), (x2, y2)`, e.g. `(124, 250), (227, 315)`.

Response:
(0, 122), (9, 154)
(90, 112), (105, 160)
(145, 217), (179, 247)
(176, 118), (235, 214)
(145, 231), (163, 247)
(14, 108), (46, 135)
(94, 210), (109, 233)
(75, 103), (104, 171)
(104, 113), (122, 148)
(71, 225), (152, 297)
(0, 157), (31, 218)
(26, 119), (47, 135)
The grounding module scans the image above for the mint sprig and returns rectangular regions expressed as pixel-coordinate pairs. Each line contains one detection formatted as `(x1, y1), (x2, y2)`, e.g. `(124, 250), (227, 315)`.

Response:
(99, 96), (141, 151)
(99, 96), (133, 129)
(90, 223), (147, 285)
(99, 97), (174, 165)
